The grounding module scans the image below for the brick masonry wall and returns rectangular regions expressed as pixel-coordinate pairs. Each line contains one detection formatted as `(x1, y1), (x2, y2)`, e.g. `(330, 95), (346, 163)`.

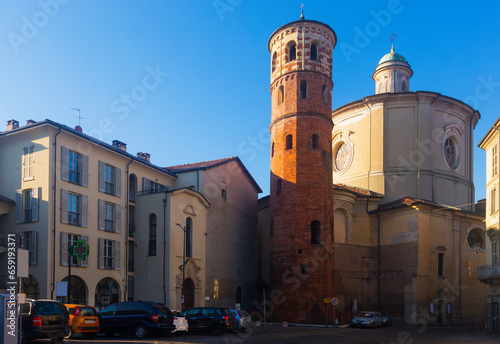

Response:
(268, 20), (336, 324)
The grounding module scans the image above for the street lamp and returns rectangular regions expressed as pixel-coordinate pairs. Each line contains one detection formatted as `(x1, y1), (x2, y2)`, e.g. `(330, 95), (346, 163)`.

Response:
(175, 223), (186, 312)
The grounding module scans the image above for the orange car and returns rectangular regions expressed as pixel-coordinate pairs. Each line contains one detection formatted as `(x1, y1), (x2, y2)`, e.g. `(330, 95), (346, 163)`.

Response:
(64, 304), (100, 338)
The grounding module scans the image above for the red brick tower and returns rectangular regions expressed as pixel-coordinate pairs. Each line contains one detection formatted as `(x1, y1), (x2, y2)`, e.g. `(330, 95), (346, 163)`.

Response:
(268, 15), (336, 323)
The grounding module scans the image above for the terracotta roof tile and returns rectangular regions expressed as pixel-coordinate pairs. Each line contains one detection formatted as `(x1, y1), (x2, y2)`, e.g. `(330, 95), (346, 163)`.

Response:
(333, 183), (384, 198)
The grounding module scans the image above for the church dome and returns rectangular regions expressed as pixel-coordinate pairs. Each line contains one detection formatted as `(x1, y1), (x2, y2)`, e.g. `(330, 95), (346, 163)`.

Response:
(378, 45), (408, 65)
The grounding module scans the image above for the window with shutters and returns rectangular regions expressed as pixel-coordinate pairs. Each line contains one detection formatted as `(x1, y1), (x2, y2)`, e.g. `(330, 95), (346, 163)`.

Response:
(68, 193), (80, 225)
(20, 231), (37, 265)
(16, 188), (40, 224)
(61, 146), (89, 187)
(490, 187), (498, 215)
(22, 145), (35, 180)
(492, 144), (498, 178)
(98, 238), (120, 270)
(60, 232), (89, 267)
(98, 161), (121, 197)
(104, 202), (114, 232)
(60, 189), (88, 227)
(492, 240), (499, 264)
(98, 199), (121, 233)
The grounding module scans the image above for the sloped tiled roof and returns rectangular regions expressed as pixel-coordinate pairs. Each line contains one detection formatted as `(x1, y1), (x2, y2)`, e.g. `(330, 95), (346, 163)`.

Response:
(0, 194), (15, 204)
(372, 197), (462, 213)
(167, 157), (262, 193)
(333, 183), (384, 198)
(0, 119), (177, 178)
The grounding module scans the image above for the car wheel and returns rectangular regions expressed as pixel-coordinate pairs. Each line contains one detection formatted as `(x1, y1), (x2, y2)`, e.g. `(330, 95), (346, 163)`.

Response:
(211, 324), (223, 336)
(64, 327), (74, 339)
(134, 324), (148, 339)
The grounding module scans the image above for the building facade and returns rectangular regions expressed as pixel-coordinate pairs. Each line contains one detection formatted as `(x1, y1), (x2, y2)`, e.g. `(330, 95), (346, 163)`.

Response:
(167, 157), (262, 311)
(261, 15), (487, 325)
(478, 119), (500, 333)
(0, 119), (209, 310)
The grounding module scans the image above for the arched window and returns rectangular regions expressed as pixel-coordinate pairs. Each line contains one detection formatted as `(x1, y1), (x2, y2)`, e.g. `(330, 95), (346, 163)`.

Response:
(312, 134), (319, 149)
(310, 43), (318, 61)
(149, 214), (157, 256)
(271, 52), (278, 73)
(277, 179), (282, 196)
(278, 85), (284, 105)
(186, 217), (193, 257)
(271, 142), (275, 157)
(286, 134), (293, 149)
(322, 85), (329, 104)
(311, 220), (321, 245)
(236, 287), (242, 304)
(289, 42), (297, 61)
(300, 80), (308, 99)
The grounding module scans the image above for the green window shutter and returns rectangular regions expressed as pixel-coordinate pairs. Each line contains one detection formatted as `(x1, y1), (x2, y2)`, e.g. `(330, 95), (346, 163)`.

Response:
(60, 232), (68, 266)
(15, 190), (22, 224)
(115, 167), (122, 197)
(81, 195), (88, 227)
(31, 188), (39, 222)
(98, 199), (105, 230)
(98, 161), (105, 192)
(115, 204), (121, 234)
(114, 241), (121, 270)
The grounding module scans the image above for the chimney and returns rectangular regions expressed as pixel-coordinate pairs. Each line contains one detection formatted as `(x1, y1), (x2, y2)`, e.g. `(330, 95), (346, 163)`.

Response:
(26, 119), (36, 126)
(137, 152), (151, 162)
(112, 140), (127, 151)
(6, 119), (19, 131)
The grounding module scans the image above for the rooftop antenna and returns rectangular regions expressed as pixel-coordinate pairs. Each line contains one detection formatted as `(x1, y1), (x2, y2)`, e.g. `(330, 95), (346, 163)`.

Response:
(71, 107), (86, 126)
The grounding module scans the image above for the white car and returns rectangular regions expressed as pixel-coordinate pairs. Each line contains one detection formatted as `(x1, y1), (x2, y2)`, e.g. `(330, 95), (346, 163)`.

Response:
(171, 310), (188, 335)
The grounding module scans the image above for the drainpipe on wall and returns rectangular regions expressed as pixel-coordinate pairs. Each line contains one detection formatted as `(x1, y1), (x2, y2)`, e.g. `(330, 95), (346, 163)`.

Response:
(377, 212), (381, 309)
(362, 98), (372, 214)
(124, 158), (133, 302)
(51, 126), (62, 299)
(163, 197), (167, 305)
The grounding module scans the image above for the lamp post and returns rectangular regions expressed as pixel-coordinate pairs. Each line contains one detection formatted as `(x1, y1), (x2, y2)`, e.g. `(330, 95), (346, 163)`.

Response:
(175, 223), (186, 313)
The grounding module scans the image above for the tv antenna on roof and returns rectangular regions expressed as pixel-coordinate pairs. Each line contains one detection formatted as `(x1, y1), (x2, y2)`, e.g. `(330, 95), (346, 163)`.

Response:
(71, 107), (86, 126)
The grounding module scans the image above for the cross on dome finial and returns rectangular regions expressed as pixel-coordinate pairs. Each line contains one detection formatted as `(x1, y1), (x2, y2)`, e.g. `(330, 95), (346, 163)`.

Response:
(389, 32), (398, 52)
(300, 4), (305, 20)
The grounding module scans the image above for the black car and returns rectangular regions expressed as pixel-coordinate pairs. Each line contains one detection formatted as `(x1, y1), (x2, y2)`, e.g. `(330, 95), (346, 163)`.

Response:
(183, 307), (237, 335)
(98, 301), (175, 338)
(20, 299), (70, 344)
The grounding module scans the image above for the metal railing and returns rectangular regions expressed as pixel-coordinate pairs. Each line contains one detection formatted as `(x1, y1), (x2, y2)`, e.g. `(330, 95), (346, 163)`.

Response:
(477, 263), (500, 281)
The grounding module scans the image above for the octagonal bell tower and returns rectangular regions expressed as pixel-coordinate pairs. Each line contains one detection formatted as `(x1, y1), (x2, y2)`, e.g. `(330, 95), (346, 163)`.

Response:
(268, 13), (336, 323)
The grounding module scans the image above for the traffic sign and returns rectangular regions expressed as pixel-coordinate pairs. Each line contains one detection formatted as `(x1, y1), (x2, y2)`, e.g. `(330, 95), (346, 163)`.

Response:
(331, 297), (338, 305)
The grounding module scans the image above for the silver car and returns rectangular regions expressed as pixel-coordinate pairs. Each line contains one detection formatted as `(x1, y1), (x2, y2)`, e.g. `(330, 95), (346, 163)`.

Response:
(351, 311), (382, 328)
(230, 310), (252, 332)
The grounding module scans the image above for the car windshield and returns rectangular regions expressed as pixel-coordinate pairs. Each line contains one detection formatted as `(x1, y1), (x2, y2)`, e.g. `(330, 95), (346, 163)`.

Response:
(361, 313), (374, 318)
(79, 307), (96, 316)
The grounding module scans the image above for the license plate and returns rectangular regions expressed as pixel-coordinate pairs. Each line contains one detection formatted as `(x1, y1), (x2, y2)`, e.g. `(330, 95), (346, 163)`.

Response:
(85, 320), (95, 324)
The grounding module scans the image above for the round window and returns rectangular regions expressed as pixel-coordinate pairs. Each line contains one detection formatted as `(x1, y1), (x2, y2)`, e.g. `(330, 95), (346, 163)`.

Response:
(334, 142), (351, 172)
(443, 136), (460, 170)
(467, 229), (485, 251)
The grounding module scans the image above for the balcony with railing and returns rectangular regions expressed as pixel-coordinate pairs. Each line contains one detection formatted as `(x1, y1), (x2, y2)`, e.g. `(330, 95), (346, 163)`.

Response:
(477, 262), (500, 282)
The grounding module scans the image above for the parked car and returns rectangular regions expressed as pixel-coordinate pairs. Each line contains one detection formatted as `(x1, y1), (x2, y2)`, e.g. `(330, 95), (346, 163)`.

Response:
(64, 304), (99, 338)
(98, 301), (175, 338)
(377, 310), (392, 326)
(183, 307), (236, 335)
(20, 299), (70, 344)
(171, 310), (189, 335)
(231, 310), (252, 332)
(351, 311), (382, 328)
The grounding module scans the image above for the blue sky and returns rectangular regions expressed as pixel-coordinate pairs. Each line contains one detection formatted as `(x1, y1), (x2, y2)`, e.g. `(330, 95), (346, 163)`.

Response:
(1, 0), (499, 201)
